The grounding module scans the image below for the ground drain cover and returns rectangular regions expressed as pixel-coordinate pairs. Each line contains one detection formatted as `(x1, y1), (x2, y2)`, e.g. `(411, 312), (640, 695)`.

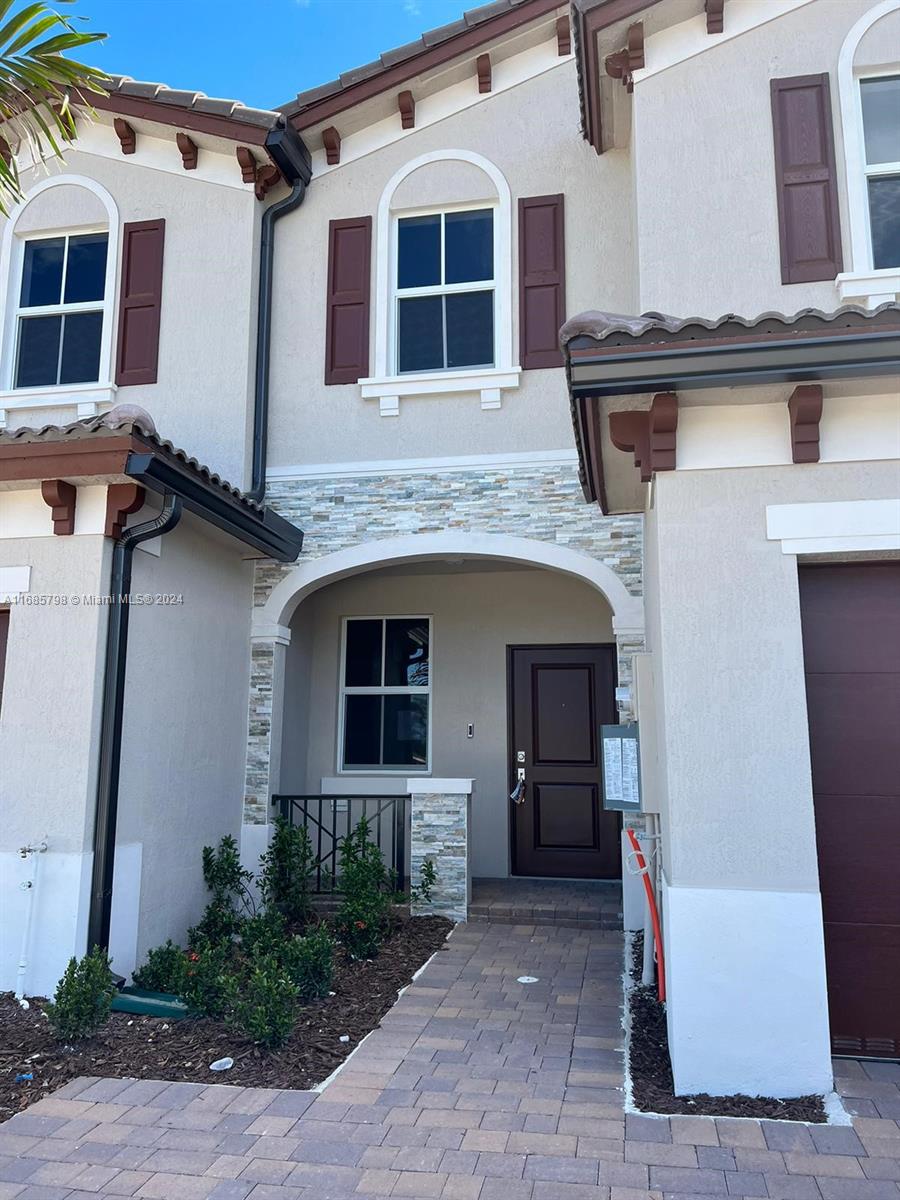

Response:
(517, 976), (539, 984)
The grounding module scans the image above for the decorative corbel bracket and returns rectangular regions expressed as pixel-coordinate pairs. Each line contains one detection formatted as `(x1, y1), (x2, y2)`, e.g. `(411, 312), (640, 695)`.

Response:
(322, 126), (341, 165)
(41, 479), (76, 535)
(398, 90), (415, 129)
(787, 384), (823, 463)
(236, 145), (257, 183)
(477, 53), (492, 94)
(254, 163), (282, 200)
(113, 118), (136, 155)
(176, 131), (198, 170)
(556, 15), (571, 56)
(604, 22), (644, 93)
(608, 392), (678, 483)
(706, 0), (725, 34)
(105, 482), (145, 540)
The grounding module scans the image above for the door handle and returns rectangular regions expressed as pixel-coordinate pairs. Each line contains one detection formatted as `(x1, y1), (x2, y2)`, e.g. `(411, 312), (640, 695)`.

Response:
(510, 767), (526, 805)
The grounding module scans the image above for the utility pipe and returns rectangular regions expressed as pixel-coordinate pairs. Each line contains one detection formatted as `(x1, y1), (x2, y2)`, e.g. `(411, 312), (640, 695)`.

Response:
(87, 496), (182, 954)
(626, 826), (666, 1003)
(15, 837), (47, 1005)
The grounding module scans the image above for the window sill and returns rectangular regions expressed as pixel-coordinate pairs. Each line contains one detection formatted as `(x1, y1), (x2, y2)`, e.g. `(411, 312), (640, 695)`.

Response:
(359, 366), (521, 417)
(0, 382), (116, 428)
(835, 268), (900, 307)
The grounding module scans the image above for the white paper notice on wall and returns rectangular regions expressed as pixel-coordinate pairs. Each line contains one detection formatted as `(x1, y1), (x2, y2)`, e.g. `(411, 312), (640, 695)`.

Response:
(600, 723), (641, 813)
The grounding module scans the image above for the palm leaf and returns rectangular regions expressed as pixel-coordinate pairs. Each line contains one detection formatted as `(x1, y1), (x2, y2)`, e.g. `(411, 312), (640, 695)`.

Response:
(0, 0), (107, 213)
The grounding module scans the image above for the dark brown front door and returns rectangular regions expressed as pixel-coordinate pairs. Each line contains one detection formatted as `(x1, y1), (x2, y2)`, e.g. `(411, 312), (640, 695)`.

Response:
(508, 644), (620, 879)
(799, 563), (900, 1058)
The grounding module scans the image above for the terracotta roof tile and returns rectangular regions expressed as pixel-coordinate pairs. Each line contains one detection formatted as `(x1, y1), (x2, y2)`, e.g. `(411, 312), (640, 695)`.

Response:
(102, 75), (283, 131)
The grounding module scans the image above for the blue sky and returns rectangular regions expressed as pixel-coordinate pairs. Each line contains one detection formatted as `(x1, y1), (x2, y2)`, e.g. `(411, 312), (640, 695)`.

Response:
(67, 0), (477, 111)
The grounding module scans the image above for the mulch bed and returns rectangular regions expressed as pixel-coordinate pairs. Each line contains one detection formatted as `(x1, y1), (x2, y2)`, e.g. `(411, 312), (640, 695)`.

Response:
(0, 915), (452, 1122)
(626, 932), (826, 1121)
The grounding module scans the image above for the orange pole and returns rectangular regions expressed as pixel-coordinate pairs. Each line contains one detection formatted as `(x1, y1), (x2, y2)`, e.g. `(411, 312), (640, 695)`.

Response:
(626, 827), (666, 1003)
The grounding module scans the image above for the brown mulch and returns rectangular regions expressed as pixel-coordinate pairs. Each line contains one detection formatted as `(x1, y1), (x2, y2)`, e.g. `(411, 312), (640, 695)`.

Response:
(0, 915), (452, 1121)
(627, 932), (826, 1121)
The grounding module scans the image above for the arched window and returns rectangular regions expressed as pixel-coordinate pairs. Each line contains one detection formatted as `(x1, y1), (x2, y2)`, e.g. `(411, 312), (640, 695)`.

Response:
(361, 149), (520, 416)
(836, 0), (900, 304)
(0, 175), (119, 423)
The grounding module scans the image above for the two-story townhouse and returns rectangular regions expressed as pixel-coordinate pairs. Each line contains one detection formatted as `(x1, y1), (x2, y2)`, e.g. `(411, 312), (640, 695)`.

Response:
(0, 86), (308, 994)
(0, 0), (897, 1107)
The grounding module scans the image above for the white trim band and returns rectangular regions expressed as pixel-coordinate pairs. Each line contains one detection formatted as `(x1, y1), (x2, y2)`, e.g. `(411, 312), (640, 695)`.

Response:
(266, 448), (579, 482)
(766, 498), (900, 555)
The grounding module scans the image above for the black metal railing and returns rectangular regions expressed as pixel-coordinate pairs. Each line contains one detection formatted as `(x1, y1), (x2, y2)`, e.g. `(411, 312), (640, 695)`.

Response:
(273, 794), (409, 894)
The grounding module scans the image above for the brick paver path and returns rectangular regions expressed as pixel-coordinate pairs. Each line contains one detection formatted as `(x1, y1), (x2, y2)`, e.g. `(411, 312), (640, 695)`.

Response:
(1, 922), (898, 1198)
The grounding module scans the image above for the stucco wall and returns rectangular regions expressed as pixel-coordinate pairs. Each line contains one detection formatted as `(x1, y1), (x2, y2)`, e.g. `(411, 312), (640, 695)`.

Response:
(0, 532), (110, 994)
(632, 0), (877, 318)
(281, 566), (615, 878)
(267, 60), (636, 467)
(649, 456), (900, 892)
(115, 515), (254, 972)
(7, 145), (260, 487)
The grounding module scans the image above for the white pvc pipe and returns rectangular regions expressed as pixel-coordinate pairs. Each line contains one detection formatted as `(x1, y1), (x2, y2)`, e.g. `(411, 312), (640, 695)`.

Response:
(15, 838), (48, 1004)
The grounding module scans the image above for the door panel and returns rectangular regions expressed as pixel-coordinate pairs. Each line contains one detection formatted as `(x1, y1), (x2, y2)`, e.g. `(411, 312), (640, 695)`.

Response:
(799, 563), (900, 1058)
(509, 644), (620, 879)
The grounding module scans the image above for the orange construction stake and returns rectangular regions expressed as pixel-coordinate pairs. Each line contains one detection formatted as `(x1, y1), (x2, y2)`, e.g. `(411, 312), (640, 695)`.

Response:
(626, 827), (666, 1003)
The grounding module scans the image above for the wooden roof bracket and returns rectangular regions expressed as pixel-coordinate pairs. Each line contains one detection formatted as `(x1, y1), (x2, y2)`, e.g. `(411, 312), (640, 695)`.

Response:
(476, 53), (492, 93)
(604, 22), (644, 93)
(556, 15), (571, 56)
(176, 131), (198, 170)
(41, 478), (76, 535)
(608, 392), (678, 482)
(322, 126), (341, 165)
(706, 0), (725, 34)
(788, 384), (823, 463)
(113, 117), (136, 154)
(105, 482), (145, 540)
(398, 89), (415, 129)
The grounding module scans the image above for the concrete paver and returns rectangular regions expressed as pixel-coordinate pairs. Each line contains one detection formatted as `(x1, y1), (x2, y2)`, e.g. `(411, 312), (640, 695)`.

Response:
(0, 922), (898, 1198)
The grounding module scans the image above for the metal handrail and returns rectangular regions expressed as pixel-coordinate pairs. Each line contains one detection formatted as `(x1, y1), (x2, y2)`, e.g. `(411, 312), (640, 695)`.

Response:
(272, 793), (409, 894)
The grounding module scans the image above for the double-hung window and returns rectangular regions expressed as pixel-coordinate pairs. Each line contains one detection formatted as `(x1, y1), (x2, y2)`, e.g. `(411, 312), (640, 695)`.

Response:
(859, 75), (900, 270)
(395, 207), (494, 374)
(340, 617), (431, 772)
(14, 232), (108, 389)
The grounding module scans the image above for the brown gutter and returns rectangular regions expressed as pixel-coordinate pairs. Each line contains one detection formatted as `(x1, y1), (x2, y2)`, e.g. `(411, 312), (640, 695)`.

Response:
(288, 0), (562, 131)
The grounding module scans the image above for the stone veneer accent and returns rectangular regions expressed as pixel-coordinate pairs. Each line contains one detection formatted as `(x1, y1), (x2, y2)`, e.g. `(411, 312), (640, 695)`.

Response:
(243, 461), (644, 825)
(409, 786), (471, 923)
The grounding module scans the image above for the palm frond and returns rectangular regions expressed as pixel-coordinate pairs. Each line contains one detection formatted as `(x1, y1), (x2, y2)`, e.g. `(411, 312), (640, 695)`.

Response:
(0, 0), (107, 213)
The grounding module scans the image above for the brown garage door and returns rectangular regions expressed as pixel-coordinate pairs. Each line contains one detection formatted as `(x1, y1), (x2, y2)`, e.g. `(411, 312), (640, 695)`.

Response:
(799, 562), (900, 1058)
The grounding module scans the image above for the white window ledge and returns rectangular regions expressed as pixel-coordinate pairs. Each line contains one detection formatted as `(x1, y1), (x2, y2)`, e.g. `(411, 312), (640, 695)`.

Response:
(359, 366), (521, 417)
(835, 269), (900, 307)
(0, 382), (116, 428)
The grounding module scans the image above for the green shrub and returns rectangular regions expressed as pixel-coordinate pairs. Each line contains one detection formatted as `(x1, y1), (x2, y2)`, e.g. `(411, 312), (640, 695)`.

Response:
(46, 947), (116, 1041)
(258, 817), (315, 925)
(228, 954), (297, 1047)
(179, 940), (235, 1019)
(283, 924), (334, 1001)
(193, 835), (256, 945)
(132, 940), (188, 994)
(240, 910), (286, 959)
(335, 818), (392, 959)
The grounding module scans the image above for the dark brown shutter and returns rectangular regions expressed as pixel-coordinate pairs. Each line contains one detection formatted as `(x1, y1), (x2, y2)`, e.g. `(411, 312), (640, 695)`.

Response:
(0, 608), (8, 708)
(115, 219), (165, 386)
(325, 216), (372, 385)
(770, 74), (843, 284)
(519, 194), (566, 370)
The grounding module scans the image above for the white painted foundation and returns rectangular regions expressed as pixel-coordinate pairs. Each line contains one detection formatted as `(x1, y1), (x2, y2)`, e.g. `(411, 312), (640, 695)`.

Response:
(663, 879), (834, 1098)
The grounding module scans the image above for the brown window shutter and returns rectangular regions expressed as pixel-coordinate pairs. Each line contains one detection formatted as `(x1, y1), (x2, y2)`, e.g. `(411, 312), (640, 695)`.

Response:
(770, 74), (843, 284)
(518, 194), (566, 370)
(325, 216), (372, 385)
(115, 219), (165, 386)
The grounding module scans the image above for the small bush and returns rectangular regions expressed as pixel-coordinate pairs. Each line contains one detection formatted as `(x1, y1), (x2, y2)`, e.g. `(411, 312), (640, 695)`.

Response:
(179, 940), (234, 1019)
(258, 817), (315, 925)
(283, 924), (334, 1002)
(228, 954), (297, 1047)
(46, 947), (116, 1041)
(132, 940), (188, 994)
(240, 910), (286, 959)
(335, 818), (392, 959)
(194, 835), (255, 945)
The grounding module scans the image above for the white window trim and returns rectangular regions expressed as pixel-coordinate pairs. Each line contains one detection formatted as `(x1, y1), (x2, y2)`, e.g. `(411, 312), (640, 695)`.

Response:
(362, 149), (520, 417)
(337, 615), (433, 776)
(0, 175), (120, 426)
(836, 0), (900, 306)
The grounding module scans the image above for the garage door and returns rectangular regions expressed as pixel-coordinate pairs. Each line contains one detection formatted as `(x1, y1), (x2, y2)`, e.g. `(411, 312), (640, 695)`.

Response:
(799, 562), (900, 1058)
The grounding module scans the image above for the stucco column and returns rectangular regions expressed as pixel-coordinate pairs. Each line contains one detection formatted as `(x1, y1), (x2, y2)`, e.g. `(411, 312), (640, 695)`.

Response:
(408, 778), (473, 923)
(242, 625), (289, 867)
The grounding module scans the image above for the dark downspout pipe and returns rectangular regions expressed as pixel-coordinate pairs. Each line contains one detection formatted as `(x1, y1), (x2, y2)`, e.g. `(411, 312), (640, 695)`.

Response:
(248, 176), (307, 501)
(87, 495), (183, 954)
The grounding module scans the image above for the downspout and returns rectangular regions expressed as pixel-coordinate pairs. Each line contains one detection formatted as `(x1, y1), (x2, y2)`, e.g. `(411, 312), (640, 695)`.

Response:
(248, 125), (311, 502)
(87, 496), (183, 954)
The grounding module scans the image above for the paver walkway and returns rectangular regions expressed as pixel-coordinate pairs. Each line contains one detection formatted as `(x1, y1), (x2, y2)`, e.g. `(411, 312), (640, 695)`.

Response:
(1, 922), (898, 1199)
